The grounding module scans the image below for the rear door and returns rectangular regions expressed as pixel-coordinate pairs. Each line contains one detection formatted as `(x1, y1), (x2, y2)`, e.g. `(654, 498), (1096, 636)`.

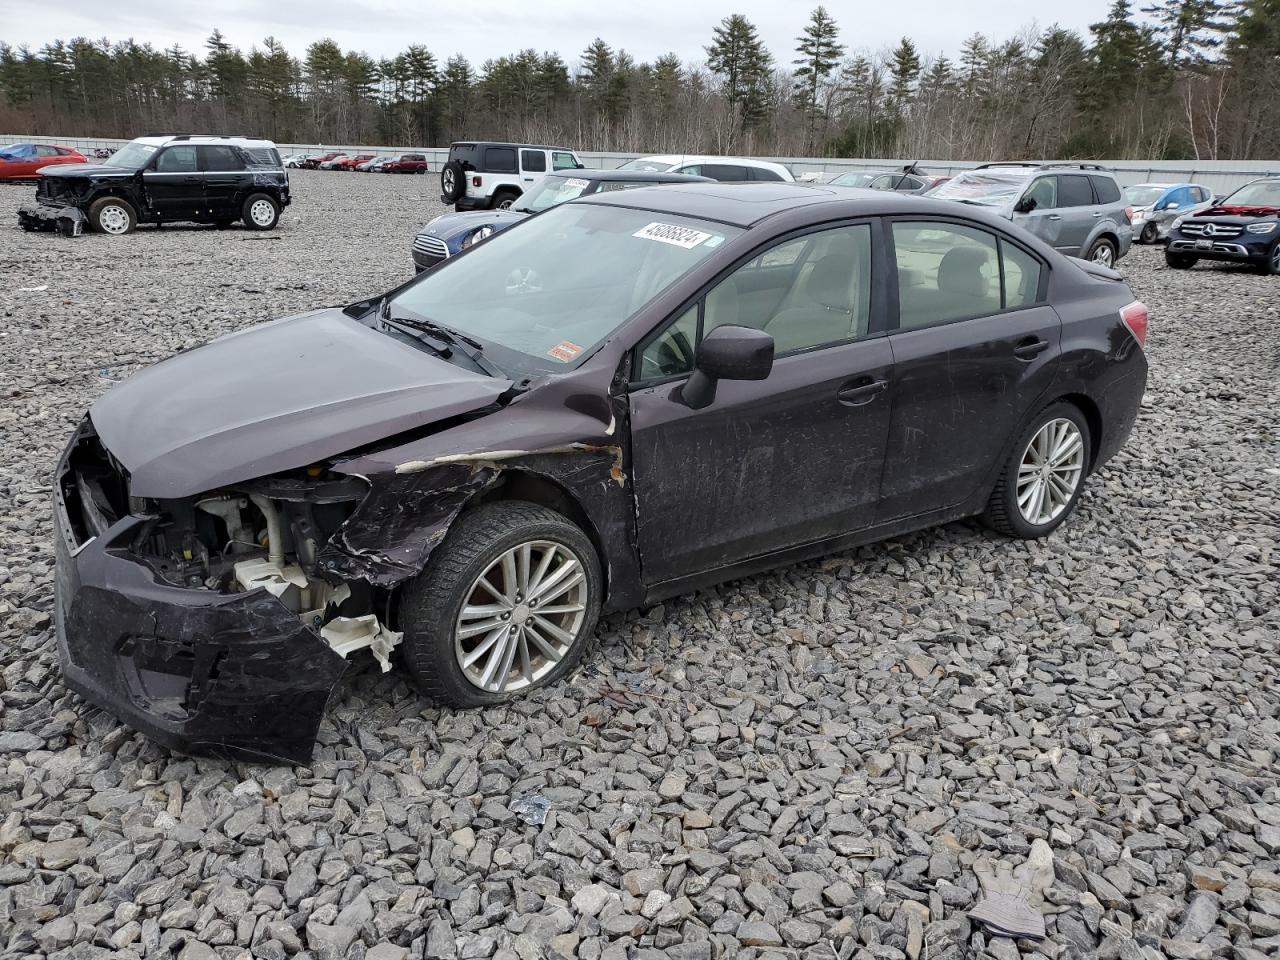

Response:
(1054, 174), (1099, 255)
(143, 145), (203, 218)
(198, 145), (247, 218)
(519, 149), (547, 187)
(880, 219), (1059, 521)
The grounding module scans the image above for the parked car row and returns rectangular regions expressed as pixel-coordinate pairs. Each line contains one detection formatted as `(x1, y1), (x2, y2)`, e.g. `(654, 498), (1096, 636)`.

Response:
(283, 151), (429, 173)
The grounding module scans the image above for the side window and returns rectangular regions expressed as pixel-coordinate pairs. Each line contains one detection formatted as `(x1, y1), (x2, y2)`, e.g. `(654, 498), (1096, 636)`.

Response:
(596, 180), (647, 193)
(521, 150), (546, 173)
(749, 166), (784, 182)
(638, 305), (699, 380)
(707, 223), (873, 354)
(1000, 240), (1043, 308)
(1195, 187), (1211, 203)
(1090, 175), (1121, 203)
(899, 176), (923, 191)
(1021, 177), (1057, 210)
(701, 164), (749, 182)
(484, 147), (517, 174)
(155, 146), (197, 173)
(199, 145), (244, 172)
(1057, 175), (1095, 207)
(676, 164), (702, 176)
(893, 221), (1002, 329)
(552, 151), (578, 171)
(36, 145), (59, 157)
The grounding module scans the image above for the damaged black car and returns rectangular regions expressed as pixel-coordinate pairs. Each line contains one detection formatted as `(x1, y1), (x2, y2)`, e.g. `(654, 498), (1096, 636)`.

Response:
(55, 184), (1148, 763)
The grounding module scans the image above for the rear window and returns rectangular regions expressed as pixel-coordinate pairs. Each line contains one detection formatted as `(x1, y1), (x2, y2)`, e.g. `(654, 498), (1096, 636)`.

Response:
(1090, 175), (1121, 204)
(749, 166), (784, 182)
(200, 145), (244, 171)
(521, 150), (547, 173)
(484, 147), (517, 174)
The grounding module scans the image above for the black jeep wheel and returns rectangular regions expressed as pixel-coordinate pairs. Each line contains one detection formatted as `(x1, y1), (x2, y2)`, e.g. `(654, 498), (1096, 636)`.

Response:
(491, 189), (520, 210)
(440, 160), (466, 203)
(88, 197), (136, 236)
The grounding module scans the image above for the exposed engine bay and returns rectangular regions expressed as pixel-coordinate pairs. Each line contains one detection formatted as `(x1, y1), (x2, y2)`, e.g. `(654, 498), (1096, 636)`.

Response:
(61, 429), (402, 672)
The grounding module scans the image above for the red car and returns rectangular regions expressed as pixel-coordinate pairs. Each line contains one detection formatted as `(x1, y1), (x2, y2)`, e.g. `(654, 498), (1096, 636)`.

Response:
(383, 153), (428, 174)
(302, 151), (343, 170)
(0, 143), (86, 180)
(333, 154), (375, 171)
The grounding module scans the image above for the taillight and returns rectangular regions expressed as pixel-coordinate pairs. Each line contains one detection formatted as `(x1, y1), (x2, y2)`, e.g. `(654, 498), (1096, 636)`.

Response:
(472, 176), (482, 187)
(1123, 206), (1134, 223)
(1120, 301), (1148, 347)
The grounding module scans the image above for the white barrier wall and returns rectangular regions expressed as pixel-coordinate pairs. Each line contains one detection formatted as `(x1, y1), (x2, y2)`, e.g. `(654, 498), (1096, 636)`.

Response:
(5, 134), (1278, 194)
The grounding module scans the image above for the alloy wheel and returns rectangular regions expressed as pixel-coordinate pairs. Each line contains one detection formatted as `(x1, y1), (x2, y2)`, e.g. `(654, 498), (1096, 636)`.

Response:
(1092, 243), (1114, 267)
(250, 200), (276, 227)
(443, 168), (455, 192)
(1016, 418), (1085, 526)
(453, 540), (587, 694)
(1271, 243), (1280, 274)
(99, 205), (129, 234)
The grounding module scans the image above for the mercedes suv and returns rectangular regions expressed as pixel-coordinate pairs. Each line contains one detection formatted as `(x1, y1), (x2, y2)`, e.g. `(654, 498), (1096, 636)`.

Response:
(1164, 176), (1280, 275)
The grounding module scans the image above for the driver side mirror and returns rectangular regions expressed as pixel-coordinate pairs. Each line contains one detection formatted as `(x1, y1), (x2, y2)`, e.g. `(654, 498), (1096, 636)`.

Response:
(1165, 202), (1179, 210)
(1015, 196), (1037, 214)
(680, 325), (774, 410)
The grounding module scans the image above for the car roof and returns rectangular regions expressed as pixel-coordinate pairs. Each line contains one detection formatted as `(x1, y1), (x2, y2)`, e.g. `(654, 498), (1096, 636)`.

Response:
(134, 135), (278, 149)
(578, 182), (971, 228)
(631, 154), (787, 169)
(548, 169), (711, 183)
(451, 141), (576, 152)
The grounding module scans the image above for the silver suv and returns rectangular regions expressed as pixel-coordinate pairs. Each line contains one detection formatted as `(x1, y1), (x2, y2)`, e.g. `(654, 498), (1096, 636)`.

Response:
(930, 163), (1133, 267)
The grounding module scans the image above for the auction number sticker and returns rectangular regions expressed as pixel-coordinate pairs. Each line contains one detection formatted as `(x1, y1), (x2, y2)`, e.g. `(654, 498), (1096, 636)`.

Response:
(634, 222), (714, 249)
(562, 178), (590, 189)
(547, 340), (584, 362)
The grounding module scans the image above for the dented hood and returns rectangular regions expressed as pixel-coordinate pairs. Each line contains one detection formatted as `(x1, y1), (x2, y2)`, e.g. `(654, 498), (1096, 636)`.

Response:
(91, 308), (511, 498)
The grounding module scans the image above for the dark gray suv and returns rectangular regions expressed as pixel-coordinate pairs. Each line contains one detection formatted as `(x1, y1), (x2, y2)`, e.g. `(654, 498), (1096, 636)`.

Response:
(931, 163), (1134, 267)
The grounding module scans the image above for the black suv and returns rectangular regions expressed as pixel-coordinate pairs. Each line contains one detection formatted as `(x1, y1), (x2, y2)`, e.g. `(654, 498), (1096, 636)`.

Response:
(439, 141), (585, 211)
(1165, 176), (1280, 275)
(18, 135), (290, 236)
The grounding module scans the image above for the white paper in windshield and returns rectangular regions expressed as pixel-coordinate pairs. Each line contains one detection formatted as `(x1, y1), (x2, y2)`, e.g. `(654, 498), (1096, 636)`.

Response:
(633, 222), (713, 249)
(562, 178), (590, 189)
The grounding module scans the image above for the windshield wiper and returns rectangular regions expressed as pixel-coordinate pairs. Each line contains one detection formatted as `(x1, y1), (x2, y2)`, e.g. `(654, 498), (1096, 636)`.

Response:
(380, 301), (505, 377)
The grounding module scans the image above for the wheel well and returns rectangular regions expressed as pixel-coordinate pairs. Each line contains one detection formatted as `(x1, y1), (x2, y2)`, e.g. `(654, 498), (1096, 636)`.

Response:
(1053, 392), (1103, 469)
(491, 186), (521, 199)
(1095, 232), (1119, 250)
(473, 470), (609, 594)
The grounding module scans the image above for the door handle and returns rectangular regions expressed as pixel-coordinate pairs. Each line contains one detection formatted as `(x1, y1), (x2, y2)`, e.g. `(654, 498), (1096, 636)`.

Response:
(1013, 337), (1050, 360)
(1092, 211), (1103, 218)
(183, 176), (201, 182)
(837, 378), (887, 405)
(1047, 214), (1062, 221)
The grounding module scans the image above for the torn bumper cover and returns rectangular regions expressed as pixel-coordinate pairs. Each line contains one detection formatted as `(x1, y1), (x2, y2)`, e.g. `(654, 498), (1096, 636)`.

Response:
(54, 488), (347, 766)
(18, 200), (87, 236)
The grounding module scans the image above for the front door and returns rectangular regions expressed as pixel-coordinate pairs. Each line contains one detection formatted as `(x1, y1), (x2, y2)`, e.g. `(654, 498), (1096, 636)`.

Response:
(198, 145), (247, 218)
(1012, 176), (1063, 248)
(142, 145), (203, 219)
(629, 221), (893, 585)
(880, 219), (1060, 521)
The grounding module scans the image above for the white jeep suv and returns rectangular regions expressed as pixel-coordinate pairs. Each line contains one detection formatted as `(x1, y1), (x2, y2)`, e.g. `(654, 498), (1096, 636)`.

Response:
(439, 141), (585, 211)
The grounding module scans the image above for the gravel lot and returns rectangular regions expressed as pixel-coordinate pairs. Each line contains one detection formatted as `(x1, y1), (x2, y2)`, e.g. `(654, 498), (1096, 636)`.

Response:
(0, 171), (1278, 960)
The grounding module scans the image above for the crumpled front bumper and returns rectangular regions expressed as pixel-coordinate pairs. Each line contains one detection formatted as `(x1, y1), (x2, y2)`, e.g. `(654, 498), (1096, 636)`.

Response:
(53, 436), (347, 765)
(18, 201), (87, 236)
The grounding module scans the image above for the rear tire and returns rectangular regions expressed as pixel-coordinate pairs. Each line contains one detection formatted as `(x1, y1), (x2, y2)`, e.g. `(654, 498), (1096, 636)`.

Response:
(242, 193), (280, 231)
(399, 501), (602, 707)
(1086, 237), (1117, 268)
(88, 197), (136, 235)
(1165, 252), (1197, 270)
(491, 189), (520, 210)
(983, 402), (1092, 540)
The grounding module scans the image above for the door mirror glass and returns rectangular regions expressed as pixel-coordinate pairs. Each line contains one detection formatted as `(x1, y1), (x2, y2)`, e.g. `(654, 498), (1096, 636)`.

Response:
(1165, 201), (1179, 210)
(1015, 196), (1037, 214)
(681, 325), (774, 409)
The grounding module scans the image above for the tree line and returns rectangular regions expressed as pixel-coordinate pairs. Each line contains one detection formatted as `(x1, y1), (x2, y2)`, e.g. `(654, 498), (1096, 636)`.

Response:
(1, 0), (1277, 160)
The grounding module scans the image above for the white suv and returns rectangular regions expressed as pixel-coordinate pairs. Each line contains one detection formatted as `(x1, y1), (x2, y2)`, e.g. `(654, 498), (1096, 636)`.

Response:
(617, 155), (795, 182)
(439, 141), (584, 211)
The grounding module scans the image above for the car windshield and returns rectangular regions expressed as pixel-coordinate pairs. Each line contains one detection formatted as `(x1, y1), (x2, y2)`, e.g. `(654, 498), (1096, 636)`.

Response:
(830, 172), (879, 187)
(514, 175), (593, 213)
(106, 142), (158, 169)
(1223, 179), (1280, 207)
(930, 170), (1032, 206)
(389, 203), (740, 375)
(617, 159), (674, 172)
(0, 144), (34, 158)
(1124, 186), (1166, 207)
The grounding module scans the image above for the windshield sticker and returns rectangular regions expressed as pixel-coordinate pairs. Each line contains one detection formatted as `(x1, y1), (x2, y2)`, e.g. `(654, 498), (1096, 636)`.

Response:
(634, 222), (714, 249)
(547, 340), (584, 363)
(562, 178), (590, 189)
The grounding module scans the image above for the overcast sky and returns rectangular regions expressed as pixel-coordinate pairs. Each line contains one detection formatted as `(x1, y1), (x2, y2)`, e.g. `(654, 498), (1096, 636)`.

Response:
(3, 1), (1117, 68)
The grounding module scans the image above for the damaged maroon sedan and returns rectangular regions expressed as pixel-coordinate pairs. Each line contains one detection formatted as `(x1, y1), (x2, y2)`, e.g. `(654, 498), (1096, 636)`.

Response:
(54, 184), (1148, 762)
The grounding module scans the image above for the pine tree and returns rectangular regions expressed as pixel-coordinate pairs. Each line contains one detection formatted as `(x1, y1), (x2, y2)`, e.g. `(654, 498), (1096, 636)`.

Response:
(792, 6), (844, 130)
(889, 37), (921, 107)
(706, 14), (774, 129)
(1140, 0), (1232, 67)
(579, 38), (613, 114)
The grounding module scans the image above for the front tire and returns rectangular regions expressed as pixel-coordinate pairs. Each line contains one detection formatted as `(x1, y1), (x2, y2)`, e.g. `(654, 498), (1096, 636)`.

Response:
(1165, 252), (1197, 270)
(1261, 241), (1280, 276)
(242, 193), (280, 231)
(983, 403), (1092, 539)
(399, 502), (602, 707)
(1139, 222), (1157, 244)
(88, 197), (136, 235)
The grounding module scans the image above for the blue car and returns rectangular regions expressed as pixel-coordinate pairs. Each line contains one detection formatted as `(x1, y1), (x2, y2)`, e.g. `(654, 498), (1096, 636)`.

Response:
(411, 168), (711, 272)
(1122, 182), (1214, 244)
